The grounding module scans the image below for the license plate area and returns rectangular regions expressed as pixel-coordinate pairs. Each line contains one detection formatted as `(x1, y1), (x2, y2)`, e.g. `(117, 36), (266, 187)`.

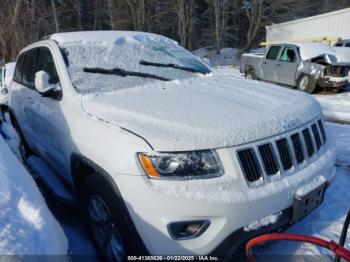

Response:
(292, 182), (327, 222)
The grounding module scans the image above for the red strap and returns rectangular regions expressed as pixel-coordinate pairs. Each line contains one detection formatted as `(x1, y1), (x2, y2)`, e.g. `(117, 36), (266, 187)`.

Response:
(246, 233), (350, 262)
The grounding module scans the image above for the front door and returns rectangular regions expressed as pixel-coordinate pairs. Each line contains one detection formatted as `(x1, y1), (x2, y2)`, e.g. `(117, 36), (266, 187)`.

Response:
(261, 45), (282, 82)
(25, 46), (70, 178)
(276, 46), (299, 86)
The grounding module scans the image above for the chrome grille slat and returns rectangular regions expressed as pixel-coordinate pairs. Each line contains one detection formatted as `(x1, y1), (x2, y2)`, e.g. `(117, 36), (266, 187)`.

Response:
(291, 133), (305, 164)
(311, 123), (322, 150)
(258, 143), (279, 176)
(237, 148), (262, 182)
(276, 138), (293, 170)
(302, 128), (315, 157)
(237, 118), (327, 186)
(318, 120), (327, 143)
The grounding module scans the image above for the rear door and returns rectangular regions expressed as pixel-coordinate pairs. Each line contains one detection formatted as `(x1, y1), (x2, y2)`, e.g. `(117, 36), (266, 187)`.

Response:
(261, 45), (282, 82)
(276, 46), (300, 86)
(10, 49), (41, 151)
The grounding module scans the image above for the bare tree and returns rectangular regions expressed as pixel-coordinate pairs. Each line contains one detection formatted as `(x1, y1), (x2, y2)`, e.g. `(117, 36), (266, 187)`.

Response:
(51, 0), (60, 32)
(244, 0), (264, 50)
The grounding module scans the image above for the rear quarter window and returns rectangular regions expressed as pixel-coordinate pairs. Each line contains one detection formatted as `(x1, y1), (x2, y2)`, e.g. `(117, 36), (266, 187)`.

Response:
(266, 46), (281, 60)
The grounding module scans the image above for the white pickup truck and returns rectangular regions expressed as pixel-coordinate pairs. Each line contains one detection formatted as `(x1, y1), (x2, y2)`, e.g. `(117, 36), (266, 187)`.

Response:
(240, 42), (350, 93)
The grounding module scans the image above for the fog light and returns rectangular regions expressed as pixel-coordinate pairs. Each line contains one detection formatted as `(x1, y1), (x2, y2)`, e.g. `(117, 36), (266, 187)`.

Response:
(168, 220), (210, 240)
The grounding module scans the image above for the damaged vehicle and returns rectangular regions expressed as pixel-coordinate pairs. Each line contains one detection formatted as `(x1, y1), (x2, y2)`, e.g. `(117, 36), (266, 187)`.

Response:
(6, 32), (336, 260)
(240, 42), (350, 93)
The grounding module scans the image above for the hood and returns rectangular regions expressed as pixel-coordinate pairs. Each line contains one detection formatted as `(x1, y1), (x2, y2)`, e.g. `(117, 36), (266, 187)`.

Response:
(81, 72), (321, 151)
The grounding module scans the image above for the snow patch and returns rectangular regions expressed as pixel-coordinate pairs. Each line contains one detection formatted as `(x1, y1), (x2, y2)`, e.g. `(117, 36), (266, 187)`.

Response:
(0, 128), (68, 255)
(244, 212), (282, 232)
(295, 175), (327, 197)
(18, 197), (44, 230)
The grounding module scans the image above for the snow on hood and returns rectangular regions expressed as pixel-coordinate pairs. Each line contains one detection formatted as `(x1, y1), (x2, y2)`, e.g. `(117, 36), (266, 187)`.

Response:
(296, 42), (337, 61)
(82, 72), (321, 151)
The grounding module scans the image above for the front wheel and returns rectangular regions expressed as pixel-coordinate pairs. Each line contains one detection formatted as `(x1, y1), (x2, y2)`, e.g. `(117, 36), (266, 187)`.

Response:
(83, 175), (125, 262)
(297, 74), (317, 93)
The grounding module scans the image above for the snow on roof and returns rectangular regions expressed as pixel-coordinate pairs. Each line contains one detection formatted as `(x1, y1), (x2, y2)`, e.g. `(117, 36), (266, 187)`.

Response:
(50, 31), (177, 46)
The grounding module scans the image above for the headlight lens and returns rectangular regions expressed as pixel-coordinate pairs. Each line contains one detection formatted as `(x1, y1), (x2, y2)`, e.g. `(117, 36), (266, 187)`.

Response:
(138, 150), (223, 179)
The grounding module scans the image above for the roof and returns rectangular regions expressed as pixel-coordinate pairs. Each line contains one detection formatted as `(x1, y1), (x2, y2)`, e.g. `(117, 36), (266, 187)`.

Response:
(50, 31), (175, 45)
(266, 7), (350, 29)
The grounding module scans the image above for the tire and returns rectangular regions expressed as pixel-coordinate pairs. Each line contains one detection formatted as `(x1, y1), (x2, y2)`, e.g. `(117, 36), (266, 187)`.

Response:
(82, 174), (147, 261)
(297, 74), (317, 94)
(245, 69), (257, 80)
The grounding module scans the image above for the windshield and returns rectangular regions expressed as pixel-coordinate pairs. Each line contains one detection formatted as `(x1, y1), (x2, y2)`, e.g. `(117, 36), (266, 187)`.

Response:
(60, 34), (211, 94)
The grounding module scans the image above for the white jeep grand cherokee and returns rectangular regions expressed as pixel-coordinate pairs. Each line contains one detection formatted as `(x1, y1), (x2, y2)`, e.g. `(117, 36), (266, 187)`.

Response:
(7, 31), (336, 260)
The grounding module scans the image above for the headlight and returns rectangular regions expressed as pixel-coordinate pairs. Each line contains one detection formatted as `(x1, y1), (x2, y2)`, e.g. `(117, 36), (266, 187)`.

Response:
(138, 150), (223, 179)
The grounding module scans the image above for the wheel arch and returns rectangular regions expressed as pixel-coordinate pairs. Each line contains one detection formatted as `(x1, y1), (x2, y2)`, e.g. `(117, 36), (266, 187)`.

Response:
(70, 153), (149, 255)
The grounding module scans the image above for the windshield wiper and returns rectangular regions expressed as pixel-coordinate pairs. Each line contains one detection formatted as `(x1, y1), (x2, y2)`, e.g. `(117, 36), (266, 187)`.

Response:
(83, 67), (170, 81)
(139, 60), (208, 75)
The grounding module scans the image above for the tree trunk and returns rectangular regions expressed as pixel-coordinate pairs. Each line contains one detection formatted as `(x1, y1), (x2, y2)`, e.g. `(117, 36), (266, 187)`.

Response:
(51, 0), (60, 32)
(187, 0), (194, 51)
(214, 0), (222, 54)
(74, 0), (83, 30)
(177, 0), (187, 48)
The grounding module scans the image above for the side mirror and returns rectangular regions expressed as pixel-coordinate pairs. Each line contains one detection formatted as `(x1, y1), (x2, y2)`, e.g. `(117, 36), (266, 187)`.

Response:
(35, 71), (61, 100)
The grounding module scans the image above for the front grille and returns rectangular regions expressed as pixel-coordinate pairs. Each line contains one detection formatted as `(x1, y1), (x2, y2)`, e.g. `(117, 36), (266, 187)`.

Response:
(311, 124), (322, 150)
(237, 149), (262, 182)
(258, 143), (279, 176)
(324, 66), (349, 77)
(318, 120), (327, 143)
(237, 118), (327, 185)
(291, 133), (305, 164)
(302, 128), (314, 157)
(276, 138), (293, 170)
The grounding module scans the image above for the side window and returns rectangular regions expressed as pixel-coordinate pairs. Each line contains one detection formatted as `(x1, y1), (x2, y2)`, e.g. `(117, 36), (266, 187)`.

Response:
(279, 47), (296, 62)
(13, 53), (25, 82)
(335, 43), (343, 47)
(36, 47), (59, 84)
(22, 49), (38, 88)
(266, 46), (281, 60)
(345, 43), (350, 47)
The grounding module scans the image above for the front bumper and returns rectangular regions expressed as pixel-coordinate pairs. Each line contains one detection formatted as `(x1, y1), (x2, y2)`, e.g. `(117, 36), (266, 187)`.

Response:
(318, 76), (349, 88)
(114, 141), (336, 256)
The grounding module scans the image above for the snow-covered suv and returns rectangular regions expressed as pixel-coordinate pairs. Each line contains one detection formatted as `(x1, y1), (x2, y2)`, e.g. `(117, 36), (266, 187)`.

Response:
(7, 31), (336, 260)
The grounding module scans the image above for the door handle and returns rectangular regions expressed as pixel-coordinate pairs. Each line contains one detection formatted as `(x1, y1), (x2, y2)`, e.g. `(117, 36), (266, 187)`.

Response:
(276, 64), (281, 67)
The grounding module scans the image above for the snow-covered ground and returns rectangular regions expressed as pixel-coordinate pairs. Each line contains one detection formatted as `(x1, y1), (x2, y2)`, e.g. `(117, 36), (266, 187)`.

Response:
(315, 87), (350, 124)
(0, 122), (68, 256)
